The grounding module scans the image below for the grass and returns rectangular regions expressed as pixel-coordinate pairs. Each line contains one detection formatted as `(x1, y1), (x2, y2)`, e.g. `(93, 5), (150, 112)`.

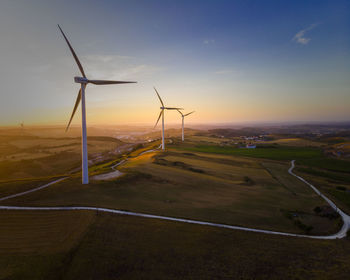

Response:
(0, 135), (126, 180)
(1, 212), (350, 279)
(0, 210), (95, 280)
(0, 210), (95, 255)
(0, 134), (349, 278)
(293, 169), (350, 214)
(327, 189), (350, 211)
(178, 143), (350, 173)
(0, 178), (60, 198)
(61, 213), (350, 279)
(296, 167), (350, 183)
(0, 151), (79, 180)
(2, 149), (339, 235)
(262, 138), (323, 147)
(297, 157), (350, 173)
(179, 144), (322, 161)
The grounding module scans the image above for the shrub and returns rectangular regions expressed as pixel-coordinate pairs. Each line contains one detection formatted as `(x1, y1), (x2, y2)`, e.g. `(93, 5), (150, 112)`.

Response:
(243, 176), (255, 185)
(280, 209), (293, 220)
(294, 219), (313, 234)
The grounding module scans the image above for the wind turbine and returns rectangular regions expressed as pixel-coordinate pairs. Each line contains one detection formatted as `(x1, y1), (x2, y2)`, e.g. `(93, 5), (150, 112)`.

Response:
(19, 122), (24, 135)
(58, 24), (136, 184)
(176, 110), (195, 141)
(154, 87), (182, 150)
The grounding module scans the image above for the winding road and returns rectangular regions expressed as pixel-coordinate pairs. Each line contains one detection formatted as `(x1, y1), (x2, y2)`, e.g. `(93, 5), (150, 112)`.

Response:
(0, 157), (349, 239)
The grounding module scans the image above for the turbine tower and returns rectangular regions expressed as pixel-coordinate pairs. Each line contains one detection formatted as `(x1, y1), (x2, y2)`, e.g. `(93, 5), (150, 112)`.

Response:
(58, 25), (136, 184)
(153, 87), (182, 150)
(19, 122), (24, 135)
(176, 110), (195, 141)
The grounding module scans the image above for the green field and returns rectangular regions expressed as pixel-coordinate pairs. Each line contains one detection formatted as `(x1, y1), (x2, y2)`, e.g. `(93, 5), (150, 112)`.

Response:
(1, 133), (350, 279)
(1, 147), (342, 235)
(0, 135), (126, 180)
(179, 144), (350, 172)
(0, 211), (350, 279)
(0, 178), (58, 198)
(180, 145), (322, 160)
(177, 141), (350, 214)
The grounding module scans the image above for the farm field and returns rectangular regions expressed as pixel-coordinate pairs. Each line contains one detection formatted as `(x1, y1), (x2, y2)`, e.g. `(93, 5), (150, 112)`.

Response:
(261, 137), (324, 147)
(0, 211), (350, 279)
(1, 133), (350, 279)
(179, 142), (350, 172)
(0, 133), (126, 181)
(179, 144), (322, 160)
(1, 138), (344, 235)
(173, 138), (350, 214)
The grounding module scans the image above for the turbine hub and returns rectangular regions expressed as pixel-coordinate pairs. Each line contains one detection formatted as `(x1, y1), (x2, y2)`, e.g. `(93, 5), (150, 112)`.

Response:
(74, 76), (89, 84)
(160, 107), (165, 110)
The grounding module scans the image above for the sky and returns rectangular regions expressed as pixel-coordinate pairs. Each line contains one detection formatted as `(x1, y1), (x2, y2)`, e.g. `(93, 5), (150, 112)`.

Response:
(0, 0), (349, 127)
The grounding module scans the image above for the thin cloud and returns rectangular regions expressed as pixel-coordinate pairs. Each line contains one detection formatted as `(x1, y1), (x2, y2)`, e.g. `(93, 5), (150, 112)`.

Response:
(117, 64), (162, 79)
(293, 23), (319, 45)
(213, 68), (243, 76)
(81, 54), (161, 79)
(214, 69), (233, 75)
(203, 39), (215, 45)
(84, 54), (133, 63)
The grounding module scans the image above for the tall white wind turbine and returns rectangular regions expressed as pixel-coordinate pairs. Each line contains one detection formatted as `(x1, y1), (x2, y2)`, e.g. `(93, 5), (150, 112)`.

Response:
(153, 87), (182, 150)
(58, 25), (136, 184)
(176, 110), (195, 141)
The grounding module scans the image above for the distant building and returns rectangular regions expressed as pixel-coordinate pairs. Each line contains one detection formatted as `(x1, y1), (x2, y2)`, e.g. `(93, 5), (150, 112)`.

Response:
(246, 144), (256, 149)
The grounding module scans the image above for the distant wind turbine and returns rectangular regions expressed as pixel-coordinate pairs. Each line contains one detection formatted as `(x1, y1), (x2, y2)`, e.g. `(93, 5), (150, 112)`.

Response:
(58, 24), (136, 184)
(176, 110), (195, 141)
(153, 87), (182, 150)
(19, 122), (24, 135)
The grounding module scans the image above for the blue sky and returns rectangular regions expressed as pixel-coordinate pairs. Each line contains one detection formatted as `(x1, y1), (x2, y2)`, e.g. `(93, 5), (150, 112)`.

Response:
(0, 0), (349, 126)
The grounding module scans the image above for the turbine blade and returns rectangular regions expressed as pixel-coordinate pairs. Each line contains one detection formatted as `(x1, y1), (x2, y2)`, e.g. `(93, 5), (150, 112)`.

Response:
(89, 80), (137, 85)
(154, 110), (163, 128)
(154, 87), (164, 106)
(57, 24), (86, 78)
(165, 107), (183, 110)
(176, 109), (184, 116)
(184, 111), (195, 116)
(66, 88), (82, 132)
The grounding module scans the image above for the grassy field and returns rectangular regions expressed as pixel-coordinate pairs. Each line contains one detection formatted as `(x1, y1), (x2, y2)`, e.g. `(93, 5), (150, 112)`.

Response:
(261, 138), (324, 147)
(0, 178), (60, 198)
(0, 211), (350, 279)
(1, 133), (350, 278)
(0, 135), (125, 180)
(294, 168), (350, 214)
(178, 143), (350, 172)
(298, 157), (350, 173)
(175, 140), (350, 214)
(179, 144), (323, 160)
(1, 146), (341, 235)
(0, 210), (95, 280)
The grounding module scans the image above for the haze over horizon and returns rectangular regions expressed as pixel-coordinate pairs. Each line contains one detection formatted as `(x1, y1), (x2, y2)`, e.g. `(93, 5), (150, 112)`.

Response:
(0, 0), (349, 127)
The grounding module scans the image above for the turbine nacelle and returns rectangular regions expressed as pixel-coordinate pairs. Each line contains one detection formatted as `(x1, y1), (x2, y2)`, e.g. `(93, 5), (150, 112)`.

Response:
(74, 76), (89, 84)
